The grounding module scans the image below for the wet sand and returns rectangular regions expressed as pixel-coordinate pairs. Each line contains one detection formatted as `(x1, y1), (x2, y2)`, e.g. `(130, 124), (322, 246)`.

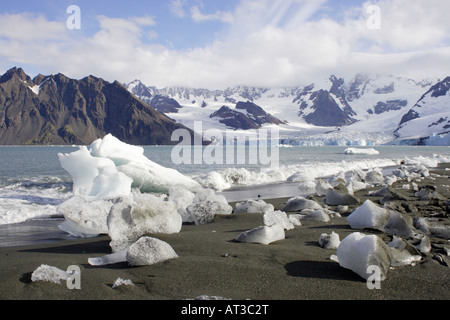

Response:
(0, 165), (448, 301)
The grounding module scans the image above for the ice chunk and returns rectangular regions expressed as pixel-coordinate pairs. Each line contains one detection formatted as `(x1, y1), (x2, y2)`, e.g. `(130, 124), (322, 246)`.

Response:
(416, 236), (431, 254)
(384, 211), (416, 237)
(88, 249), (128, 266)
(344, 148), (379, 155)
(185, 189), (232, 225)
(57, 196), (113, 237)
(234, 200), (274, 214)
(126, 236), (178, 267)
(387, 236), (422, 267)
(91, 134), (201, 193)
(281, 196), (322, 212)
(336, 232), (391, 280)
(365, 169), (385, 185)
(297, 181), (317, 195)
(264, 210), (294, 230)
(347, 200), (390, 230)
(58, 146), (133, 198)
(287, 169), (316, 182)
(235, 224), (285, 245)
(315, 179), (333, 196)
(168, 187), (196, 223)
(319, 231), (340, 249)
(325, 188), (358, 206)
(112, 278), (135, 289)
(107, 192), (182, 252)
(297, 209), (330, 222)
(31, 264), (69, 284)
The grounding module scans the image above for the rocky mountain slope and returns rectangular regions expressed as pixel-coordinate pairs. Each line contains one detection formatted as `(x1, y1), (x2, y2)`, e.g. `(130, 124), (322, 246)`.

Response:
(0, 67), (194, 145)
(126, 74), (448, 145)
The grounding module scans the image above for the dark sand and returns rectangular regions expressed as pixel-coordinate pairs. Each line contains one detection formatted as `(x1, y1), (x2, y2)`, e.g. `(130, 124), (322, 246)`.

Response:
(0, 165), (449, 301)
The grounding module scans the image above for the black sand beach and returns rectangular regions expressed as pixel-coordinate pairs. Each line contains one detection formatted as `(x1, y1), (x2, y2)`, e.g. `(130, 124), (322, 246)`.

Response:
(0, 164), (449, 301)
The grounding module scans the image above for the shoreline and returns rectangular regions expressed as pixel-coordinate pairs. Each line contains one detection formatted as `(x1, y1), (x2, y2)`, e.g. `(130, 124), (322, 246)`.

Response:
(0, 164), (448, 300)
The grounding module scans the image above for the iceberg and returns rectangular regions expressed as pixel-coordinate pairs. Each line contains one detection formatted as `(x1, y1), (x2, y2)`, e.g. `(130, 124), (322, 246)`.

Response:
(344, 148), (379, 155)
(336, 232), (391, 281)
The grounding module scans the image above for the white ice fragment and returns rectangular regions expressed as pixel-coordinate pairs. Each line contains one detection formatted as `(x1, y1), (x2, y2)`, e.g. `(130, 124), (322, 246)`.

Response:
(264, 210), (294, 230)
(112, 278), (135, 289)
(336, 232), (391, 280)
(31, 264), (69, 284)
(236, 224), (285, 245)
(234, 199), (274, 214)
(344, 148), (379, 155)
(287, 170), (316, 182)
(126, 237), (178, 267)
(416, 236), (431, 254)
(88, 249), (128, 266)
(298, 181), (317, 195)
(365, 168), (385, 185)
(325, 189), (358, 206)
(387, 236), (422, 267)
(185, 189), (232, 225)
(315, 179), (333, 196)
(319, 232), (340, 250)
(347, 200), (390, 230)
(281, 196), (322, 212)
(297, 209), (330, 222)
(107, 192), (182, 252)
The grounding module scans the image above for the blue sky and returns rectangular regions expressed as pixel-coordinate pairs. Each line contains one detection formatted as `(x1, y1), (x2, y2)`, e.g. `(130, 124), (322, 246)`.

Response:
(1, 0), (450, 89)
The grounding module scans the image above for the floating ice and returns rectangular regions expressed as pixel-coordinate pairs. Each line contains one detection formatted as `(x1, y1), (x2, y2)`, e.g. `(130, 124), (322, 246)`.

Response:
(319, 231), (340, 250)
(344, 148), (379, 155)
(336, 232), (391, 281)
(107, 192), (182, 252)
(31, 264), (69, 284)
(347, 200), (390, 231)
(281, 196), (322, 212)
(234, 199), (274, 214)
(58, 146), (133, 198)
(235, 224), (285, 245)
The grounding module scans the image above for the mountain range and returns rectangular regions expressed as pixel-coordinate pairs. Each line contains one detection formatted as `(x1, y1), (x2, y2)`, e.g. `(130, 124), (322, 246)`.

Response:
(0, 67), (195, 145)
(125, 74), (449, 146)
(0, 67), (448, 146)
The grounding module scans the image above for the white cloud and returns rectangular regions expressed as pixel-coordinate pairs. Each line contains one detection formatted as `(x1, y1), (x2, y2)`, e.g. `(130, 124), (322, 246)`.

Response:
(169, 0), (187, 18)
(1, 0), (450, 89)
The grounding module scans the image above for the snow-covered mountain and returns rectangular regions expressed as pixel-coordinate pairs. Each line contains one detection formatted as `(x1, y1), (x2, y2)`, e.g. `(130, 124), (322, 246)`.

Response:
(125, 74), (449, 146)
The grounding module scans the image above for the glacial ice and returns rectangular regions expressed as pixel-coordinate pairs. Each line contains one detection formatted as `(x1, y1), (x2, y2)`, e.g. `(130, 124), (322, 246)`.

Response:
(234, 199), (274, 214)
(336, 232), (391, 280)
(346, 199), (390, 230)
(281, 196), (322, 212)
(325, 188), (358, 206)
(344, 148), (380, 155)
(263, 210), (294, 230)
(126, 237), (178, 267)
(235, 224), (285, 245)
(319, 231), (340, 249)
(89, 236), (178, 267)
(31, 264), (69, 284)
(185, 189), (233, 225)
(107, 192), (182, 252)
(387, 236), (422, 267)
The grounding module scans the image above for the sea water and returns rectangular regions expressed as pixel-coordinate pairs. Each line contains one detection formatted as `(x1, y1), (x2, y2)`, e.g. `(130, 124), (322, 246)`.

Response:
(0, 145), (449, 246)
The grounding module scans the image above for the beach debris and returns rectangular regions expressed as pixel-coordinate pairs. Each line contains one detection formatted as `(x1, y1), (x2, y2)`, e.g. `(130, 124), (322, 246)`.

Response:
(347, 199), (390, 231)
(325, 188), (358, 206)
(281, 196), (322, 212)
(234, 199), (274, 214)
(31, 264), (70, 284)
(112, 278), (135, 289)
(319, 231), (340, 249)
(336, 232), (391, 281)
(235, 224), (285, 245)
(387, 236), (422, 267)
(264, 210), (295, 230)
(89, 236), (178, 267)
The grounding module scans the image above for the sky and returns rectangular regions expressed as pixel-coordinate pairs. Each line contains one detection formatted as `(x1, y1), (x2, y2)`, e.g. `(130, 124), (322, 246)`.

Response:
(1, 0), (450, 89)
